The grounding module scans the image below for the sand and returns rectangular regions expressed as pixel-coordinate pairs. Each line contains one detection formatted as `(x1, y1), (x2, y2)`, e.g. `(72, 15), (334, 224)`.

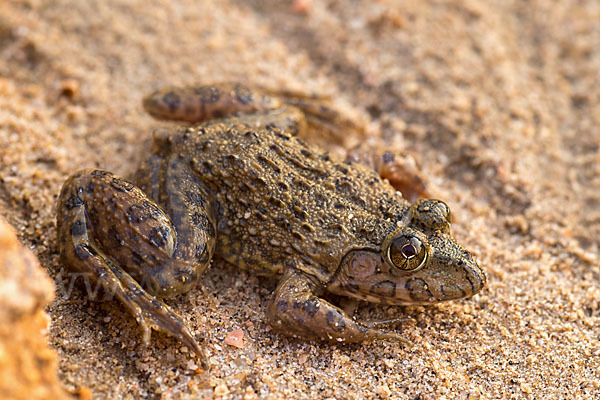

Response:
(1, 0), (599, 398)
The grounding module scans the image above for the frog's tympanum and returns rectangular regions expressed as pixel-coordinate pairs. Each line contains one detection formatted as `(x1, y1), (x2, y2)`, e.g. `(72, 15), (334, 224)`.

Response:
(57, 83), (486, 363)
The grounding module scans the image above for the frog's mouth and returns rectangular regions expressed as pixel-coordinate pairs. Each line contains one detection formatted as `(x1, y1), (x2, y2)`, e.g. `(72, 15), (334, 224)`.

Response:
(326, 246), (486, 306)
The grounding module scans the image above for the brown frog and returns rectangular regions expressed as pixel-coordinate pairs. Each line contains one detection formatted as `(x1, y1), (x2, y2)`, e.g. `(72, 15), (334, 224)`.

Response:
(56, 83), (486, 365)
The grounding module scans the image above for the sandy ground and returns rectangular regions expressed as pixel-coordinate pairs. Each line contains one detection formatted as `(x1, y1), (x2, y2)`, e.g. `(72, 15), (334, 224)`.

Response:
(1, 0), (599, 398)
(0, 216), (68, 400)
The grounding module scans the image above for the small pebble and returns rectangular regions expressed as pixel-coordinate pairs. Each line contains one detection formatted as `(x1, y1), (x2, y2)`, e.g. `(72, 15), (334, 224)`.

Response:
(224, 329), (245, 348)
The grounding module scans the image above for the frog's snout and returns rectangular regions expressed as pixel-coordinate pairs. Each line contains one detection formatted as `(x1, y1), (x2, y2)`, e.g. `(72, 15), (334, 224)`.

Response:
(441, 255), (487, 300)
(467, 257), (487, 295)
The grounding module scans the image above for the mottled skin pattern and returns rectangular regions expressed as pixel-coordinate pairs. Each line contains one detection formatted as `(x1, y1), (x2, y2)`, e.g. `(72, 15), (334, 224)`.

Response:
(57, 83), (486, 364)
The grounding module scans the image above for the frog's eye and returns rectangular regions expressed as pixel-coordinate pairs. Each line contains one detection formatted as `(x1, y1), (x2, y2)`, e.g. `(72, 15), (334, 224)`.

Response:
(388, 234), (428, 271)
(432, 200), (451, 222)
(409, 199), (451, 233)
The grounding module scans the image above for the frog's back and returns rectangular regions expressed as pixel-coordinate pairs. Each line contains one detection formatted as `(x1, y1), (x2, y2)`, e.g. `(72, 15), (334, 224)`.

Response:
(166, 112), (408, 279)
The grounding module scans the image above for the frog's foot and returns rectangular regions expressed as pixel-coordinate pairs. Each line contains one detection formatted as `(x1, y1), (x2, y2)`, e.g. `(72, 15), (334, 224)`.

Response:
(68, 234), (208, 367)
(57, 165), (216, 367)
(346, 143), (428, 202)
(266, 91), (371, 146)
(266, 269), (410, 345)
(119, 273), (209, 367)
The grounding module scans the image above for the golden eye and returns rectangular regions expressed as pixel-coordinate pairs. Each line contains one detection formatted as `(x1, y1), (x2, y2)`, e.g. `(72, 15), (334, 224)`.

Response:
(388, 234), (428, 271)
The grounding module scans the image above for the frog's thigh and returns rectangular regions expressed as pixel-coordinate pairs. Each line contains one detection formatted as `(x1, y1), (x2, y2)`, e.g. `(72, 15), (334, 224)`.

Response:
(133, 154), (218, 281)
(57, 167), (215, 362)
(267, 269), (397, 343)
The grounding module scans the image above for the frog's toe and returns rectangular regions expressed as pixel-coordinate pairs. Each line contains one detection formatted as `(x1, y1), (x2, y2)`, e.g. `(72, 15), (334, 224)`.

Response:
(362, 316), (411, 329)
(129, 291), (209, 369)
(365, 329), (412, 347)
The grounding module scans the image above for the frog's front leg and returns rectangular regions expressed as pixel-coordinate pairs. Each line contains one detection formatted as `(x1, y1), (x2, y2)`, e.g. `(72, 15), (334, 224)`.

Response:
(267, 269), (409, 344)
(57, 158), (216, 365)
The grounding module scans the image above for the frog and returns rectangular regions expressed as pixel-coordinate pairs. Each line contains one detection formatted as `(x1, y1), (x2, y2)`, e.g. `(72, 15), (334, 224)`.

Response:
(56, 83), (486, 366)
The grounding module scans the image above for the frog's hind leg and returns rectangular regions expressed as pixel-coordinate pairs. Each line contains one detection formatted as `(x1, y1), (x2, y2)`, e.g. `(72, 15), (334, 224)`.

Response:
(267, 269), (410, 345)
(143, 82), (284, 123)
(56, 161), (216, 366)
(143, 82), (312, 136)
(142, 82), (365, 142)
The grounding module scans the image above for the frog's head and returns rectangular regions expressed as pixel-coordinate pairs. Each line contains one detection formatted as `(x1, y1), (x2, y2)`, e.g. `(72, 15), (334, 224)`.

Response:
(327, 199), (486, 305)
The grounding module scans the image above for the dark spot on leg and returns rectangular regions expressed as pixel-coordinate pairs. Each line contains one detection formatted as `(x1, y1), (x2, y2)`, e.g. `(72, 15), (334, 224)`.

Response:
(127, 203), (161, 224)
(148, 226), (170, 248)
(142, 200), (164, 219)
(110, 264), (123, 278)
(70, 220), (86, 236)
(108, 226), (124, 248)
(127, 229), (138, 243)
(162, 91), (181, 112)
(194, 86), (220, 104)
(65, 194), (83, 209)
(131, 251), (144, 266)
(382, 151), (395, 164)
(302, 298), (319, 317)
(294, 315), (305, 326)
(126, 204), (145, 223)
(74, 244), (91, 260)
(325, 310), (335, 325)
(234, 84), (252, 104)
